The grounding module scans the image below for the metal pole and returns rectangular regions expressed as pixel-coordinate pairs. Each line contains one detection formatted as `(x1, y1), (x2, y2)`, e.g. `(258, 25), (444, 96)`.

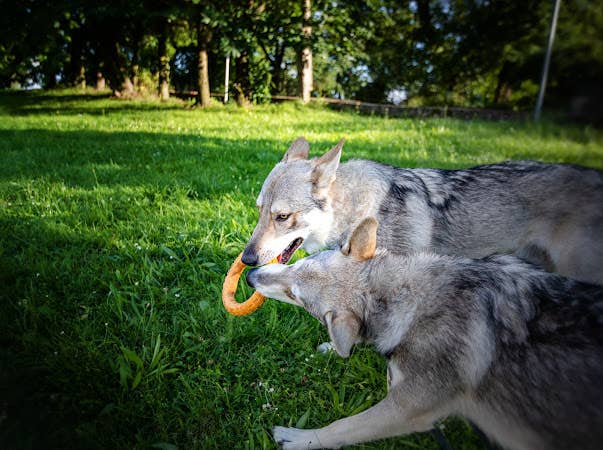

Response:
(534, 0), (561, 121)
(224, 56), (230, 104)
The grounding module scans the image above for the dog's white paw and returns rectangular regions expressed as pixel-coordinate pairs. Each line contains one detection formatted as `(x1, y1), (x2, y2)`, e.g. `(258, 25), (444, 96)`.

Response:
(273, 426), (321, 450)
(316, 341), (335, 354)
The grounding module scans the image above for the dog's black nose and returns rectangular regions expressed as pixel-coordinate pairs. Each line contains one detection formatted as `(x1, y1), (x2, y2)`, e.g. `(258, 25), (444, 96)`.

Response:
(245, 269), (258, 288)
(241, 248), (258, 266)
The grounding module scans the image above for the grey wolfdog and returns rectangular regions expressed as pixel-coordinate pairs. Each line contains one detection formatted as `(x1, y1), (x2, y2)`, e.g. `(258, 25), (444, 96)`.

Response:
(247, 218), (603, 450)
(242, 137), (603, 285)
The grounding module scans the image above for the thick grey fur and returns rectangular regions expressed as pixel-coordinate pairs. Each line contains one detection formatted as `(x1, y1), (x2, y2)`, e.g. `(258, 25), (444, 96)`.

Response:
(247, 219), (603, 450)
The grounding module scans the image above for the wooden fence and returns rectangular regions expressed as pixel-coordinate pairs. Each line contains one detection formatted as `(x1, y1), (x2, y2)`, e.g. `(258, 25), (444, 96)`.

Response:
(170, 91), (525, 121)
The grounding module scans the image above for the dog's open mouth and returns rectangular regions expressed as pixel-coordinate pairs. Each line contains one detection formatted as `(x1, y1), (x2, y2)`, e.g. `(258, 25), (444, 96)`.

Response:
(277, 237), (303, 264)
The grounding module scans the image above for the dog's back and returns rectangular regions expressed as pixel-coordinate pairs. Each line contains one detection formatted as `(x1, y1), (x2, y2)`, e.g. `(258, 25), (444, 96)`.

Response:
(381, 254), (603, 450)
(371, 160), (603, 283)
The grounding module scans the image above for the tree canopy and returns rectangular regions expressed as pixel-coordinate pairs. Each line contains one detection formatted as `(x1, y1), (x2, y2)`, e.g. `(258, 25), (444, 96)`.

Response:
(1, 0), (601, 113)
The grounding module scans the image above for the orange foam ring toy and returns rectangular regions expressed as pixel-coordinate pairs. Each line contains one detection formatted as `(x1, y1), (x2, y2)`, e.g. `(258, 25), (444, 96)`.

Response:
(222, 252), (278, 316)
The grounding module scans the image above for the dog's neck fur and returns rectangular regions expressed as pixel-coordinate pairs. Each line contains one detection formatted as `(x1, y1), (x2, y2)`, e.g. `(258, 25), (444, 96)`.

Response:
(355, 252), (559, 358)
(354, 252), (443, 355)
(324, 160), (393, 249)
(323, 160), (439, 255)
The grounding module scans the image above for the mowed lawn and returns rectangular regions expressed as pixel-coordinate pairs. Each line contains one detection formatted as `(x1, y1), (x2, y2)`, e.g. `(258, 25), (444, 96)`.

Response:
(1, 90), (602, 450)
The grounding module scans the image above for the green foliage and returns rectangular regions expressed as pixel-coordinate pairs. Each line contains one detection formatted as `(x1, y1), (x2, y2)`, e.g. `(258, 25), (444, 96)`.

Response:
(250, 56), (273, 104)
(1, 0), (601, 111)
(0, 91), (602, 449)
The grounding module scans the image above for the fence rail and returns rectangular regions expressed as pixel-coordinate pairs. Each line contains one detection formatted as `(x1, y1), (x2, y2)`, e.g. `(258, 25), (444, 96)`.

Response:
(169, 90), (525, 121)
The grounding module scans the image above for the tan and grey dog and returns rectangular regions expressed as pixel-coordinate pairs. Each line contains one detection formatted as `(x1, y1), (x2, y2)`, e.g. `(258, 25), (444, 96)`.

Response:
(247, 218), (603, 450)
(243, 138), (603, 284)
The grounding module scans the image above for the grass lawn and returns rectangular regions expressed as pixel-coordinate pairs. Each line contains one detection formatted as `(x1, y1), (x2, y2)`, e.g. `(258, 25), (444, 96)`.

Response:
(1, 90), (602, 450)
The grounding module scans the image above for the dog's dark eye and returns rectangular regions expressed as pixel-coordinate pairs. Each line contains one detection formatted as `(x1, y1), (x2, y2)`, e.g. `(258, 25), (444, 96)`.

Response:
(275, 213), (291, 222)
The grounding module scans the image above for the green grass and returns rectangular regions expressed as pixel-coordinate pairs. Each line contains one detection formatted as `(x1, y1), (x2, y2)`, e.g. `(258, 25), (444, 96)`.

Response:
(1, 89), (602, 450)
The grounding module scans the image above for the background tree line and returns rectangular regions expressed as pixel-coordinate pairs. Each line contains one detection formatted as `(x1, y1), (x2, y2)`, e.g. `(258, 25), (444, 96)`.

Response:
(1, 0), (601, 114)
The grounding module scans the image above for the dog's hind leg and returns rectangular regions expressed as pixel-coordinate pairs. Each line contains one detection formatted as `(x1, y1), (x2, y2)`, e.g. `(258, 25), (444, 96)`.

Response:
(273, 394), (437, 450)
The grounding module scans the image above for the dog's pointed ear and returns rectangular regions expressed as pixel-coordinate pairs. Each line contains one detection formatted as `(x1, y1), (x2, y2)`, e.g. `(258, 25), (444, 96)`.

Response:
(341, 217), (378, 260)
(282, 137), (309, 162)
(324, 311), (361, 358)
(311, 139), (343, 196)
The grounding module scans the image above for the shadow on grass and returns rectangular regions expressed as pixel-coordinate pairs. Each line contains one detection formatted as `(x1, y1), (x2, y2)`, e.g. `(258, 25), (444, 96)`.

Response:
(0, 129), (294, 197)
(3, 128), (468, 199)
(2, 127), (603, 199)
(0, 90), (185, 116)
(0, 359), (109, 450)
(0, 127), (566, 193)
(3, 90), (602, 153)
(0, 210), (249, 449)
(0, 214), (114, 449)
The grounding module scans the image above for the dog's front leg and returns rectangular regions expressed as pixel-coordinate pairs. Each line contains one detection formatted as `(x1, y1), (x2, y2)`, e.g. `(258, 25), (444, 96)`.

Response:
(273, 394), (433, 450)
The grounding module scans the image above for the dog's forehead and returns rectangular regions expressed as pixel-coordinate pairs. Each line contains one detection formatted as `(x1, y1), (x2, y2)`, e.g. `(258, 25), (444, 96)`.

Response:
(307, 249), (337, 264)
(256, 161), (312, 208)
(256, 263), (288, 277)
(295, 250), (342, 274)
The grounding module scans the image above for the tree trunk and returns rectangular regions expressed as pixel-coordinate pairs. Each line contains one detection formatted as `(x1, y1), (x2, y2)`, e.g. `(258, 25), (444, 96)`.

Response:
(158, 29), (170, 100)
(96, 71), (106, 91)
(493, 62), (511, 104)
(197, 21), (212, 107)
(120, 41), (135, 98)
(76, 65), (86, 90)
(69, 28), (86, 89)
(298, 0), (313, 102)
(271, 44), (285, 96)
(121, 76), (135, 97)
(131, 64), (139, 91)
(43, 69), (58, 89)
(105, 41), (126, 95)
(416, 0), (434, 41)
(235, 49), (251, 107)
(131, 33), (141, 93)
